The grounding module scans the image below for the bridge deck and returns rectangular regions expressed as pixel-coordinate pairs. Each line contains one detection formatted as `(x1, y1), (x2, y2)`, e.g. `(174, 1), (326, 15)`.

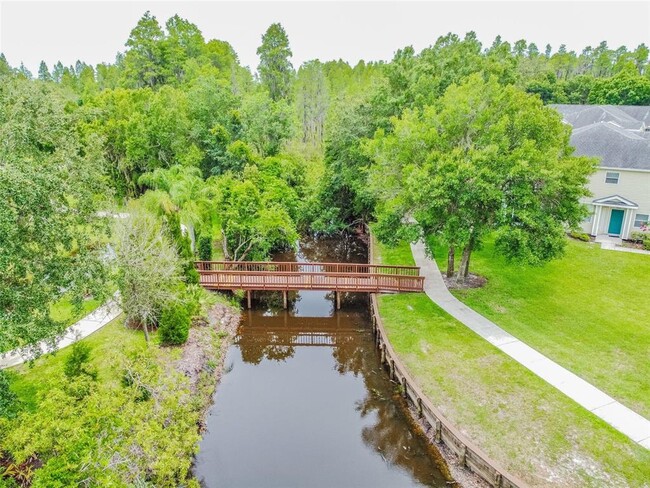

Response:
(196, 261), (424, 293)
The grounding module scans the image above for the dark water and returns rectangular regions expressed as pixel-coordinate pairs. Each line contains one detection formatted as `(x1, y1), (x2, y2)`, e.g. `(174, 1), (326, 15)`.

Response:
(194, 236), (448, 488)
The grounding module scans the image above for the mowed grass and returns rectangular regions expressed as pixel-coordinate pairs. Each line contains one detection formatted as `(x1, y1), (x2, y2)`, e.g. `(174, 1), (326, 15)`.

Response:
(374, 238), (650, 487)
(427, 237), (650, 419)
(49, 294), (104, 326)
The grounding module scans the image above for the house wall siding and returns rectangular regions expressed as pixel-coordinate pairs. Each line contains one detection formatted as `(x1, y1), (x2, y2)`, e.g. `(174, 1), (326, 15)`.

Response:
(582, 168), (650, 238)
(589, 169), (650, 210)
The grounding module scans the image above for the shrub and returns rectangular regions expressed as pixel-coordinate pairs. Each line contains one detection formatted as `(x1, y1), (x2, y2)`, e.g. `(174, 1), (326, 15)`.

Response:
(629, 231), (648, 243)
(159, 303), (191, 345)
(198, 236), (212, 261)
(63, 375), (97, 401)
(627, 231), (650, 249)
(121, 369), (152, 402)
(63, 342), (98, 381)
(179, 284), (203, 318)
(569, 230), (590, 242)
(0, 370), (17, 418)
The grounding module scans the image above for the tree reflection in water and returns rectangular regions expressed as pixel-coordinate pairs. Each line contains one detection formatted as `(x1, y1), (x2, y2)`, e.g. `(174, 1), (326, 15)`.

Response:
(236, 301), (445, 486)
(197, 234), (446, 487)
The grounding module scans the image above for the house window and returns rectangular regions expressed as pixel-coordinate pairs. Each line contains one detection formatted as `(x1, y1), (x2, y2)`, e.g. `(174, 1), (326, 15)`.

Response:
(605, 172), (619, 184)
(583, 204), (594, 223)
(634, 213), (649, 228)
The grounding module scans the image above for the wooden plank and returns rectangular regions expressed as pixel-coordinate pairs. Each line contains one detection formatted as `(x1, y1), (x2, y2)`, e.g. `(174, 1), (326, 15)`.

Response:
(196, 260), (424, 293)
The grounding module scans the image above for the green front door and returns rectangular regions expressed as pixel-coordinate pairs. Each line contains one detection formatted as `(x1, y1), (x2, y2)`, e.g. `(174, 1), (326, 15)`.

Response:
(608, 209), (624, 235)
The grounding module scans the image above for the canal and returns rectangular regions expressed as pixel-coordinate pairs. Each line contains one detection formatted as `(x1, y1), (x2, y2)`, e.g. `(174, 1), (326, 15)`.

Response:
(194, 235), (449, 487)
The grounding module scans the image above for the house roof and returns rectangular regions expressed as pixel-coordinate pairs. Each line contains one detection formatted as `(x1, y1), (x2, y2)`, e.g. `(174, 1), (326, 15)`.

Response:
(552, 104), (650, 130)
(569, 122), (650, 171)
(550, 104), (650, 171)
(592, 194), (639, 208)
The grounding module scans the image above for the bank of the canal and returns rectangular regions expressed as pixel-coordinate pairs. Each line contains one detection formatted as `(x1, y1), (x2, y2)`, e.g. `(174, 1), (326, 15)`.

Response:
(194, 235), (452, 488)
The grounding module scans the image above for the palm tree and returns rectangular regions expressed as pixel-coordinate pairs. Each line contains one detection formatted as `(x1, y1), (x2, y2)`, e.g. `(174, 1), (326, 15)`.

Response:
(139, 165), (213, 248)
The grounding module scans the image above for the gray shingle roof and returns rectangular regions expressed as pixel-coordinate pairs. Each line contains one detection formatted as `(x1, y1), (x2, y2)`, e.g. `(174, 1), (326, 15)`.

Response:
(552, 104), (644, 130)
(551, 104), (650, 171)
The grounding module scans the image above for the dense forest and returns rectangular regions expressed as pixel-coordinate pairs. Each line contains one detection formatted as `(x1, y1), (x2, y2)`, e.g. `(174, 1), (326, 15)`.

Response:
(1, 11), (649, 486)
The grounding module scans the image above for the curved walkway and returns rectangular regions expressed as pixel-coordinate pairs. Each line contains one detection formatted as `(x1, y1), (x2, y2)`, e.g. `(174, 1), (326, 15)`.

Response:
(410, 241), (650, 449)
(0, 293), (122, 369)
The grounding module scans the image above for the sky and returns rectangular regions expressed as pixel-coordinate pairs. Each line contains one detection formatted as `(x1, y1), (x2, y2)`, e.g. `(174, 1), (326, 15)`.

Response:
(1, 1), (649, 74)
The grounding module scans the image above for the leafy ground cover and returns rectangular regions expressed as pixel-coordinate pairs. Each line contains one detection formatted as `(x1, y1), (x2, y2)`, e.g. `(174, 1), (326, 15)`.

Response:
(1, 294), (239, 488)
(373, 238), (650, 487)
(426, 237), (650, 419)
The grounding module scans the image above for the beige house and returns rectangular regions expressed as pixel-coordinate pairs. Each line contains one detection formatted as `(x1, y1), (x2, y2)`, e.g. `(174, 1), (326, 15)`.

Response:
(553, 105), (650, 240)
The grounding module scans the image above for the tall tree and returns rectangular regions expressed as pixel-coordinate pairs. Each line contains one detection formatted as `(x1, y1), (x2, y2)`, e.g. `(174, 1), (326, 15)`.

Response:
(164, 14), (205, 82)
(296, 60), (329, 145)
(0, 54), (12, 78)
(257, 23), (294, 101)
(240, 91), (293, 157)
(366, 74), (597, 282)
(123, 11), (166, 88)
(52, 61), (64, 82)
(0, 78), (109, 354)
(632, 43), (649, 74)
(313, 99), (378, 232)
(17, 62), (32, 79)
(37, 61), (51, 81)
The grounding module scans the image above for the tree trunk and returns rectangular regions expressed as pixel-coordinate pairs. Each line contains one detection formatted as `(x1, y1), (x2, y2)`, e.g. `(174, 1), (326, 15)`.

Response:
(446, 246), (455, 278)
(221, 229), (230, 260)
(142, 321), (150, 342)
(457, 241), (474, 283)
(463, 248), (472, 278)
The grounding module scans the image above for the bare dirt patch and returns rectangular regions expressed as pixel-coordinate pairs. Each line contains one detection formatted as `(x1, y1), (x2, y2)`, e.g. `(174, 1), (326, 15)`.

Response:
(175, 302), (240, 393)
(442, 274), (487, 290)
(621, 240), (647, 251)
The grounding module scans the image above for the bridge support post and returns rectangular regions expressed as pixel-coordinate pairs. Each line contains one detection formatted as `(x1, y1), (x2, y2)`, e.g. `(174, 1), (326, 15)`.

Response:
(247, 290), (251, 309)
(335, 291), (341, 310)
(283, 291), (288, 309)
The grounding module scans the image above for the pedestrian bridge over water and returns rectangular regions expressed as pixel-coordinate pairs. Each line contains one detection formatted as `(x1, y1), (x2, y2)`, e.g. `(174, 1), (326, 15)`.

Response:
(195, 261), (424, 294)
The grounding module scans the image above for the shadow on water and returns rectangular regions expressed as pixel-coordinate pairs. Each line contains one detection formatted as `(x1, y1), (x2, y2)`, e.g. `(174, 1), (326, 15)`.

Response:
(194, 235), (448, 488)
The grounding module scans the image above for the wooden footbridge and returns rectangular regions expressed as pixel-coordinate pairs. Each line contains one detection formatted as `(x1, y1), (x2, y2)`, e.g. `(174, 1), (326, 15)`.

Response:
(195, 261), (424, 308)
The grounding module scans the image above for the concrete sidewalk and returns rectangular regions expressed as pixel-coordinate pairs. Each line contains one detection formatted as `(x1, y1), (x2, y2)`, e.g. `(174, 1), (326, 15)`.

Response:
(595, 234), (650, 255)
(0, 293), (122, 369)
(411, 241), (650, 449)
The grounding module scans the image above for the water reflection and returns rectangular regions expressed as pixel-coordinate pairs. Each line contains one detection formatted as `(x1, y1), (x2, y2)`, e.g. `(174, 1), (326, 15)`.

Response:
(194, 236), (447, 488)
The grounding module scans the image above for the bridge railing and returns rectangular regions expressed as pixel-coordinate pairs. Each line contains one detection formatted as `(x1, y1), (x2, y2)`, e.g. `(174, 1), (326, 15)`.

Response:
(195, 261), (421, 276)
(197, 270), (424, 292)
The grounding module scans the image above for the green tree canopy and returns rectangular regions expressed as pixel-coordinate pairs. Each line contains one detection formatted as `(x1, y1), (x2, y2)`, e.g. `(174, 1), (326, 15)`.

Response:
(588, 67), (650, 105)
(212, 165), (299, 261)
(0, 78), (109, 353)
(123, 11), (167, 88)
(366, 74), (597, 281)
(257, 23), (294, 101)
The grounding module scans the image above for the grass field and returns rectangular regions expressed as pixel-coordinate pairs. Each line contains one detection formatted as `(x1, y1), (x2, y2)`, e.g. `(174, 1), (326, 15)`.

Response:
(427, 237), (650, 419)
(373, 238), (650, 487)
(49, 294), (104, 326)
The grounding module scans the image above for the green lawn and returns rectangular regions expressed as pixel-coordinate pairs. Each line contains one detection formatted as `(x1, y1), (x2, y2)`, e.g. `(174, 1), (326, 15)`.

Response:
(49, 294), (104, 326)
(374, 238), (650, 487)
(427, 237), (650, 419)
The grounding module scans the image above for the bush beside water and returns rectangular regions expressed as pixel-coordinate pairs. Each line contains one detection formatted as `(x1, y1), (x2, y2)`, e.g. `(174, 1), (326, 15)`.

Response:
(159, 303), (191, 345)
